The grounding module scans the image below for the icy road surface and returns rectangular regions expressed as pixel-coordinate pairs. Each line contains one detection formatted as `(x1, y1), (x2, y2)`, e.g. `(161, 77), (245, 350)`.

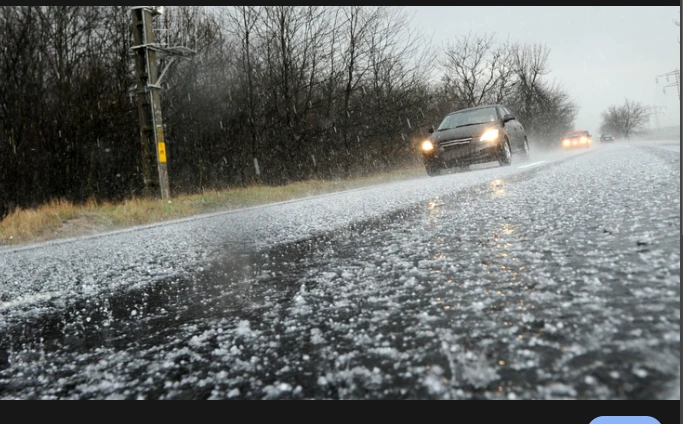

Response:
(0, 140), (679, 399)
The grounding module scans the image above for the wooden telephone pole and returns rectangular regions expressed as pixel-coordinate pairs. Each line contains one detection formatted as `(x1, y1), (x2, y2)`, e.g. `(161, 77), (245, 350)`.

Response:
(130, 6), (195, 200)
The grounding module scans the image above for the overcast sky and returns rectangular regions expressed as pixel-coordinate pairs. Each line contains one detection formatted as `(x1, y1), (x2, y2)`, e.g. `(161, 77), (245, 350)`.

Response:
(410, 6), (681, 133)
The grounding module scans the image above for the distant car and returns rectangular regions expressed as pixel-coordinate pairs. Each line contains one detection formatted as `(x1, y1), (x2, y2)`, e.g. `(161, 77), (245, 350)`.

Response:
(561, 130), (592, 149)
(420, 104), (530, 176)
(599, 134), (615, 142)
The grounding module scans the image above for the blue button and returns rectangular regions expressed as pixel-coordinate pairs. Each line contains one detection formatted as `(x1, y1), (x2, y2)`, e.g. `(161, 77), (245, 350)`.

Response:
(590, 417), (661, 424)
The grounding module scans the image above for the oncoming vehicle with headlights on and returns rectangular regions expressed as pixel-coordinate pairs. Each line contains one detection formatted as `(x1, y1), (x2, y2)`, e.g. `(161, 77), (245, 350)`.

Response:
(419, 104), (530, 177)
(561, 130), (592, 149)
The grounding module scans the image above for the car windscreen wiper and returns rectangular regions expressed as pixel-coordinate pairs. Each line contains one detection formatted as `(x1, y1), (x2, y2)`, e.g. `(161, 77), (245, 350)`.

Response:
(454, 122), (488, 128)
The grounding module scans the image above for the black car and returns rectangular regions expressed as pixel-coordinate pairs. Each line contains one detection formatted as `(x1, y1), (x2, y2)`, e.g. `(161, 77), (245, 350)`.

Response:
(600, 133), (615, 142)
(420, 104), (530, 176)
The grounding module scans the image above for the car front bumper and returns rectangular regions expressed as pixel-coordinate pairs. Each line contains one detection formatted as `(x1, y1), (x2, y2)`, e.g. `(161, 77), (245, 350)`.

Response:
(422, 140), (501, 167)
(562, 140), (591, 148)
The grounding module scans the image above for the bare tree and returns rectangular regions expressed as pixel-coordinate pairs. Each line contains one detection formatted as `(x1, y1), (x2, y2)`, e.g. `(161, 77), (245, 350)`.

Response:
(254, 6), (332, 182)
(509, 42), (551, 134)
(363, 7), (434, 169)
(224, 6), (263, 183)
(334, 6), (381, 159)
(600, 98), (650, 140)
(36, 6), (109, 200)
(436, 36), (575, 147)
(440, 32), (515, 108)
(0, 6), (42, 216)
(318, 7), (343, 133)
(527, 79), (578, 143)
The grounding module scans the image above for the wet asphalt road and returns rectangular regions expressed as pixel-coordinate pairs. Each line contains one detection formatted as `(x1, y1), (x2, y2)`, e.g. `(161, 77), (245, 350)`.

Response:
(0, 140), (679, 399)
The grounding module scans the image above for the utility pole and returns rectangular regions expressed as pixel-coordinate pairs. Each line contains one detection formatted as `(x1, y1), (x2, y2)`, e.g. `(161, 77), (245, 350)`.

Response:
(130, 6), (196, 200)
(646, 105), (667, 131)
(656, 69), (680, 100)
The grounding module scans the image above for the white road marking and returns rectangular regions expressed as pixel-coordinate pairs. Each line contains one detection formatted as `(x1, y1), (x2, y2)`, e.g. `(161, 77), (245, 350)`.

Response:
(518, 160), (546, 169)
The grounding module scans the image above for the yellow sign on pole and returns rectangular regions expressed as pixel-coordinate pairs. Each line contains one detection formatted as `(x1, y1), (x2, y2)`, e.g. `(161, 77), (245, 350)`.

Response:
(157, 127), (167, 163)
(157, 141), (167, 163)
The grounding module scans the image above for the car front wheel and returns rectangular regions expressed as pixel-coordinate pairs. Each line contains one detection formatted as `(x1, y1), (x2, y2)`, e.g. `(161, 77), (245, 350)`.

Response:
(498, 138), (512, 166)
(425, 162), (442, 177)
(519, 136), (530, 161)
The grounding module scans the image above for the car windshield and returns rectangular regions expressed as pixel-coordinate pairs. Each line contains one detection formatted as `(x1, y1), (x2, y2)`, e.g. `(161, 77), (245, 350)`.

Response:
(437, 107), (499, 131)
(567, 131), (587, 138)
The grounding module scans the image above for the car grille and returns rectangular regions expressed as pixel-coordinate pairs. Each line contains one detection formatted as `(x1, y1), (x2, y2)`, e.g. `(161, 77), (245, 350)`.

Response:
(439, 137), (473, 148)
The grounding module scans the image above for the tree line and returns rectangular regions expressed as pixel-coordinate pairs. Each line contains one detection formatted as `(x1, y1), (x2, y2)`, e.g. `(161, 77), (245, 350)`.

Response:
(0, 6), (579, 218)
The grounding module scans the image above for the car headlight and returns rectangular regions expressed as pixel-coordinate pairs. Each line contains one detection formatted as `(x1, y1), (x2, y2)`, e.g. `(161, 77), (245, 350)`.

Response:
(562, 139), (570, 146)
(479, 128), (499, 142)
(580, 136), (587, 143)
(421, 140), (434, 152)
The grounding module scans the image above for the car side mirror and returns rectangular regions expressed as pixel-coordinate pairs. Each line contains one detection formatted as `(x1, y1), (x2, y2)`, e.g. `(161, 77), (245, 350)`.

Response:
(503, 113), (515, 122)
(428, 127), (434, 134)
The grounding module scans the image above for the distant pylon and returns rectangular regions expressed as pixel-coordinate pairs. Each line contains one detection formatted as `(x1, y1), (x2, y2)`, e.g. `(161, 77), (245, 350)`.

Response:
(656, 69), (680, 100)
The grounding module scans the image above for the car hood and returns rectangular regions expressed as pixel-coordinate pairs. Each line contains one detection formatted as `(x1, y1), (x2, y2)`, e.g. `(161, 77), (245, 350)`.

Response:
(431, 123), (500, 142)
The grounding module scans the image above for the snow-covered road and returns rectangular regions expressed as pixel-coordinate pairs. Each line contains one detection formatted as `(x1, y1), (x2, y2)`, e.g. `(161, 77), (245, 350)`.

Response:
(0, 140), (679, 400)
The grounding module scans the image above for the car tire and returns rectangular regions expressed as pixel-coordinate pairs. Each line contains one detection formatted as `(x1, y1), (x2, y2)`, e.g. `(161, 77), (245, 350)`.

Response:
(519, 136), (530, 161)
(498, 138), (512, 167)
(425, 162), (442, 177)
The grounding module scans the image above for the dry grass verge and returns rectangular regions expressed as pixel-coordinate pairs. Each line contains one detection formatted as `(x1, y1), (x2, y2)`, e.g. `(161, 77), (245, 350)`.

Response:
(0, 165), (426, 246)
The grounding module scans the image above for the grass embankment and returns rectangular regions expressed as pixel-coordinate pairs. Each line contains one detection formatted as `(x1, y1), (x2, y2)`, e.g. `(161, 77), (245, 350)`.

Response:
(0, 165), (426, 246)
